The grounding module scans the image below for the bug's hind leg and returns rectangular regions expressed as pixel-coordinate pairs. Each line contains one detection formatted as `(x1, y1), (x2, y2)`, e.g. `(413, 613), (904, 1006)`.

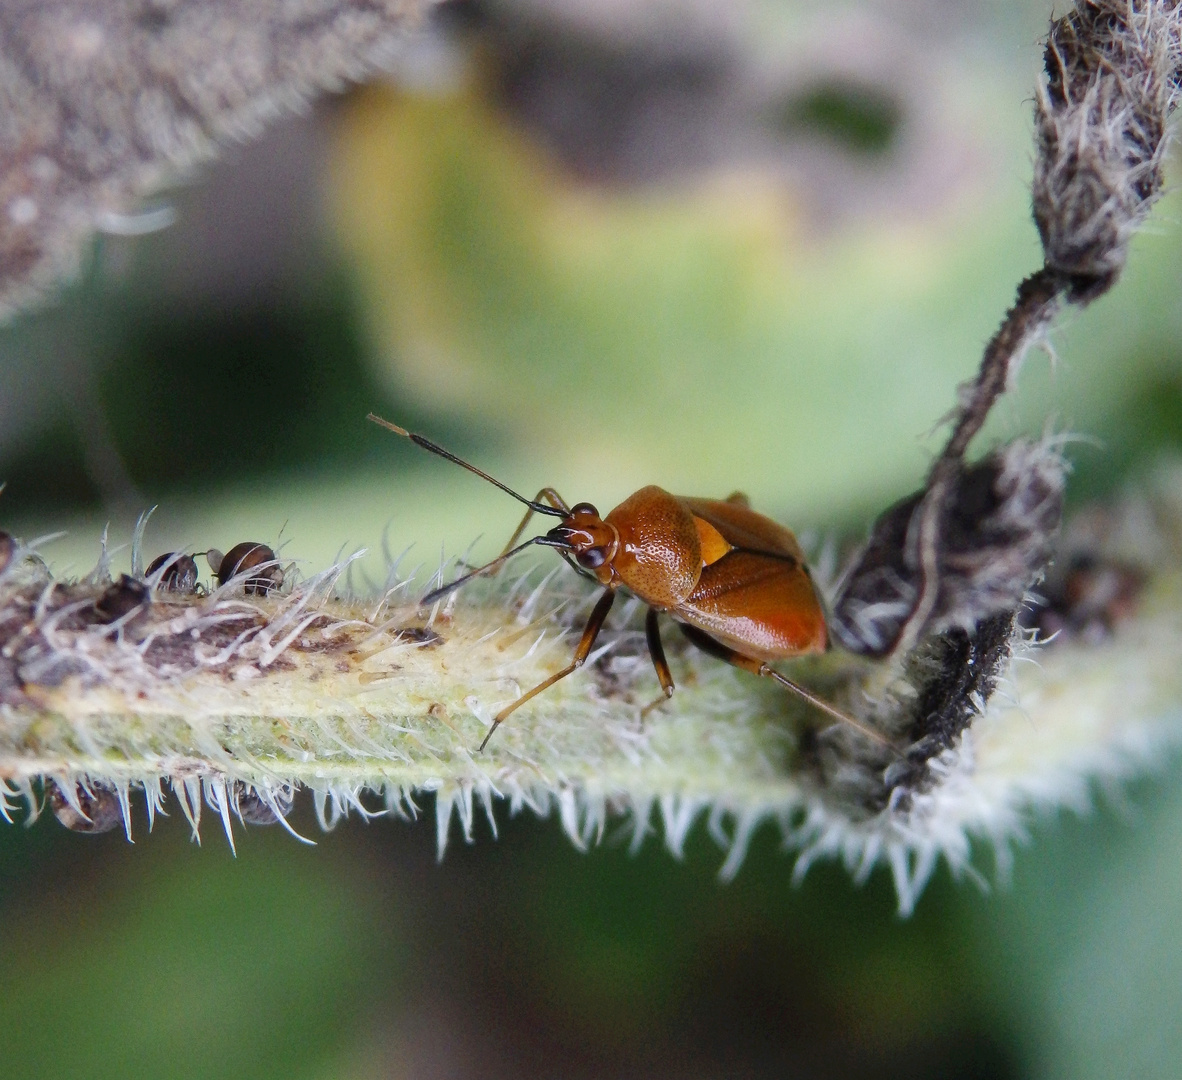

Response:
(479, 587), (616, 751)
(640, 608), (675, 719)
(677, 624), (897, 751)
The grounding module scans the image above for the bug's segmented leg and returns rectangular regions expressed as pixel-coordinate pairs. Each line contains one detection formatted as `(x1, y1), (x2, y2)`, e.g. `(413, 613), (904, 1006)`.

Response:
(451, 489), (573, 577)
(479, 587), (616, 751)
(499, 487), (570, 561)
(677, 624), (897, 751)
(640, 608), (675, 718)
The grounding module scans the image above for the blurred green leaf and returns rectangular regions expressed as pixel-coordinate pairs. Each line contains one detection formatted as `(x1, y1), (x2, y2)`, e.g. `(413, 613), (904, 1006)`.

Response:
(0, 821), (403, 1079)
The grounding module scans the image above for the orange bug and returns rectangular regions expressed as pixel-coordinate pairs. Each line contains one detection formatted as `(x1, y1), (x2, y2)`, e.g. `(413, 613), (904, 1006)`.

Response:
(369, 415), (891, 751)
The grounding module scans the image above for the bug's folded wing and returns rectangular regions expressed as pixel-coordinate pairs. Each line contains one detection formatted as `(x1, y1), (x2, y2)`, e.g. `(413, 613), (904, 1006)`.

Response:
(679, 550), (828, 660)
(677, 498), (807, 561)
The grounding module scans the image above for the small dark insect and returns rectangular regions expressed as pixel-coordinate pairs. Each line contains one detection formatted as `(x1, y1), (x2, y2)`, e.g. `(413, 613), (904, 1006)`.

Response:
(46, 779), (124, 834)
(393, 626), (443, 647)
(1025, 553), (1146, 644)
(207, 543), (284, 595)
(368, 414), (893, 752)
(146, 551), (200, 593)
(0, 530), (13, 575)
(94, 575), (151, 623)
(234, 782), (294, 825)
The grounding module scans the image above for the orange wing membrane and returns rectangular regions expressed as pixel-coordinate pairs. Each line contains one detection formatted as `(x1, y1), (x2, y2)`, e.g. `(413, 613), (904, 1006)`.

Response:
(693, 516), (733, 566)
(678, 496), (807, 563)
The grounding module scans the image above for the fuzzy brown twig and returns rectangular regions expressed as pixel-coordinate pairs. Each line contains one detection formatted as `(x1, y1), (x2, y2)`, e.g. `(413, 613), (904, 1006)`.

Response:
(836, 0), (1182, 659)
(1035, 0), (1182, 296)
(0, 0), (432, 317)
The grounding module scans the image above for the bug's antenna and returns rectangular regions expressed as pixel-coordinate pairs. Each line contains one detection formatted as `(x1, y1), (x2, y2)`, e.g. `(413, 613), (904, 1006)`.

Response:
(368, 414), (567, 518)
(421, 535), (571, 606)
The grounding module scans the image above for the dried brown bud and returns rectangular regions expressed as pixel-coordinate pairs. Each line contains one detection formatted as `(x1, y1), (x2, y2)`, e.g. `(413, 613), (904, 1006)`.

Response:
(1033, 0), (1182, 300)
(832, 439), (1066, 655)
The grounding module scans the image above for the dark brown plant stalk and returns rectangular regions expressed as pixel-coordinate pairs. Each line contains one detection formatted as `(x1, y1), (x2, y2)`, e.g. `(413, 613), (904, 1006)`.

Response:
(836, 0), (1182, 659)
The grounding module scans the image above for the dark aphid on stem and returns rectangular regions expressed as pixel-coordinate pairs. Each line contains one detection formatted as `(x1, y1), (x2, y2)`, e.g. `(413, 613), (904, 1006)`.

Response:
(393, 626), (443, 647)
(368, 413), (895, 753)
(1023, 552), (1146, 644)
(234, 782), (294, 825)
(207, 543), (283, 595)
(94, 575), (151, 624)
(46, 780), (124, 833)
(146, 551), (200, 593)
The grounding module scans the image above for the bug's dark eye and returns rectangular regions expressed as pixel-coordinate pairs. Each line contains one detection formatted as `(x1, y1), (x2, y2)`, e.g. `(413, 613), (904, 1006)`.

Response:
(571, 502), (598, 517)
(577, 547), (607, 569)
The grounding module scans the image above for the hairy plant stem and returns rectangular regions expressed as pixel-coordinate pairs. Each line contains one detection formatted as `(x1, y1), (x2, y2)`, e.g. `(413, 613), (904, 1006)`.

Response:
(898, 270), (1066, 656)
(2, 461), (1182, 915)
(2, 2), (1182, 918)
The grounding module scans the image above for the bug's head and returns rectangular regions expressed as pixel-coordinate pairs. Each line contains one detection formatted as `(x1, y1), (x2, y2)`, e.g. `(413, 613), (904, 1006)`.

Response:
(547, 502), (619, 577)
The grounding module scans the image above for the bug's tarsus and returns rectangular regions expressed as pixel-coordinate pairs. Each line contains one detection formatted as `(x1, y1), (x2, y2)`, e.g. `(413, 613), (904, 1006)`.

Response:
(640, 608), (676, 717)
(478, 588), (617, 751)
(639, 690), (674, 720)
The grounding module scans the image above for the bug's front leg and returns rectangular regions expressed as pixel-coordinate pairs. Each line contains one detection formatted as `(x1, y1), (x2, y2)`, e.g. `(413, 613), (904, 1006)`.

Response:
(479, 587), (616, 751)
(454, 489), (572, 577)
(498, 487), (570, 559)
(640, 608), (675, 718)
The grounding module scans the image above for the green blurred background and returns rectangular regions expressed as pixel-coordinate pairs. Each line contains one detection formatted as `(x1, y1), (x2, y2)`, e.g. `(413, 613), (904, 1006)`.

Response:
(2, 0), (1182, 1075)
